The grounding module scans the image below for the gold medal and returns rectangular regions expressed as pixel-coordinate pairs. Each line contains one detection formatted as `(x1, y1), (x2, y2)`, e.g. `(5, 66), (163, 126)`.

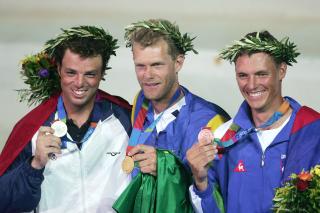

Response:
(122, 156), (134, 174)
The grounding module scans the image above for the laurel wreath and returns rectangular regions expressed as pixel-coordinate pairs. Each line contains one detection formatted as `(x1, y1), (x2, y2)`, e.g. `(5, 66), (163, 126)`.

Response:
(219, 32), (300, 66)
(17, 26), (118, 106)
(124, 19), (198, 55)
(44, 25), (118, 62)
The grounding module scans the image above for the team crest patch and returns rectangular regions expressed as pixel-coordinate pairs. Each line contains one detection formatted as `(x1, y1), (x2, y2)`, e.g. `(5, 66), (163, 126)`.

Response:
(234, 160), (246, 172)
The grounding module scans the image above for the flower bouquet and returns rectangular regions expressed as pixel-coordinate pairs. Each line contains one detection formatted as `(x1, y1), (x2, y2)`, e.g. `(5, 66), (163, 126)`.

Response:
(17, 52), (60, 106)
(273, 165), (320, 212)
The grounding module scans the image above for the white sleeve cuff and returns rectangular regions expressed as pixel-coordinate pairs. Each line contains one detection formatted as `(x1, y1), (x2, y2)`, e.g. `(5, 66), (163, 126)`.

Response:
(189, 185), (203, 213)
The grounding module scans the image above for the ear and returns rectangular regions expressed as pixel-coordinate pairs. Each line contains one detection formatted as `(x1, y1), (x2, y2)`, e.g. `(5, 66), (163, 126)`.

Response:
(174, 54), (185, 73)
(57, 64), (62, 76)
(278, 62), (287, 80)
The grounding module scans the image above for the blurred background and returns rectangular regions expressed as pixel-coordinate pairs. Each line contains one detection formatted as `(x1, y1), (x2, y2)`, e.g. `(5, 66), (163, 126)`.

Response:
(1, 0), (319, 152)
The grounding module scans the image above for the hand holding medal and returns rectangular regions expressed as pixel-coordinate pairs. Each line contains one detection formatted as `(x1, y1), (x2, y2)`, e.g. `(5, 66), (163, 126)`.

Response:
(48, 120), (67, 160)
(198, 127), (214, 144)
(198, 127), (219, 159)
(124, 144), (157, 176)
(186, 127), (216, 191)
(31, 125), (64, 169)
(51, 120), (68, 138)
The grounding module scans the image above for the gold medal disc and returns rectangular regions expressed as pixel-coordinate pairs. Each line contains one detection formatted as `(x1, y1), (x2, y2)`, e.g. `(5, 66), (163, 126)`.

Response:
(122, 156), (134, 174)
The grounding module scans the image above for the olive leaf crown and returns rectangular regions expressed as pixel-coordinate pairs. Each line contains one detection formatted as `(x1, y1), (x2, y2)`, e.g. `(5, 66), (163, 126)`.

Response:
(17, 25), (118, 106)
(44, 25), (118, 63)
(219, 31), (300, 66)
(124, 19), (198, 55)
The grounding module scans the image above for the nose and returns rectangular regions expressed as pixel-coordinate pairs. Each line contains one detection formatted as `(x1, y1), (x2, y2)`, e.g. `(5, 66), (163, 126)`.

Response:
(247, 76), (257, 89)
(143, 66), (154, 79)
(75, 74), (84, 87)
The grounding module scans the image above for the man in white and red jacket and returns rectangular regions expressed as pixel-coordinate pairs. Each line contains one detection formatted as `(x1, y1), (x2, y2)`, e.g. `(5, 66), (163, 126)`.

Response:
(0, 26), (132, 213)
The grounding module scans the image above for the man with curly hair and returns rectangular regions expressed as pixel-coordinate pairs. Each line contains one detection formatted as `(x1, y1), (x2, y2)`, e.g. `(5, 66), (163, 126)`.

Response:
(0, 26), (131, 212)
(187, 30), (320, 212)
(113, 19), (229, 212)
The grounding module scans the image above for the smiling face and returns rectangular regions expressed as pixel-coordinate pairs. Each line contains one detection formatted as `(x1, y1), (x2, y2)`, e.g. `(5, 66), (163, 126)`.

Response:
(58, 49), (103, 112)
(235, 52), (287, 116)
(132, 39), (184, 112)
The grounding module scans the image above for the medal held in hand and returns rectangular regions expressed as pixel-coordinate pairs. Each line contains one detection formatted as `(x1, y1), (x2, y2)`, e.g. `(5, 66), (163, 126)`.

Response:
(198, 127), (214, 143)
(48, 120), (68, 160)
(51, 120), (68, 137)
(122, 156), (135, 174)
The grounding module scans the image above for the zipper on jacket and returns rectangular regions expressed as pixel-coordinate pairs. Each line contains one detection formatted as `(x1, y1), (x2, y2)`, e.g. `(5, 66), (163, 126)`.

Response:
(261, 153), (265, 167)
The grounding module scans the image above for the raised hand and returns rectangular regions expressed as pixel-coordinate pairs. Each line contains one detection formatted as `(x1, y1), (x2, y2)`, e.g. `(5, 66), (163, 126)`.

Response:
(31, 126), (62, 169)
(187, 129), (217, 191)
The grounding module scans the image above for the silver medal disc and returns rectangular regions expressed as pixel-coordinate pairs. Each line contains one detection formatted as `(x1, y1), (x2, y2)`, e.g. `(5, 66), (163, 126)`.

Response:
(51, 120), (68, 138)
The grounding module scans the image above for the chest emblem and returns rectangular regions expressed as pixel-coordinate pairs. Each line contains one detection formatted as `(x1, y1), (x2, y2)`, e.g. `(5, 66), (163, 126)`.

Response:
(234, 160), (246, 172)
(106, 152), (121, 156)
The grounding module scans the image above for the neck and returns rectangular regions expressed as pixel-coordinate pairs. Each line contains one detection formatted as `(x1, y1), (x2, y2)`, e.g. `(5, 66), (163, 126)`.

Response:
(63, 99), (95, 128)
(252, 111), (274, 127)
(251, 98), (291, 129)
(152, 102), (169, 114)
(151, 89), (183, 114)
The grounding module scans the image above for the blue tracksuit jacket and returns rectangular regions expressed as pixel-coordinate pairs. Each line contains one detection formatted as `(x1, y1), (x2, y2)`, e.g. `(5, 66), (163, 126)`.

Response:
(196, 97), (320, 213)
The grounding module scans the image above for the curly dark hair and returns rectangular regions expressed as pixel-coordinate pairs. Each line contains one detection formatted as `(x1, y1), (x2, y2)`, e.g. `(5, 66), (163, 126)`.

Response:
(45, 25), (118, 79)
(53, 37), (109, 78)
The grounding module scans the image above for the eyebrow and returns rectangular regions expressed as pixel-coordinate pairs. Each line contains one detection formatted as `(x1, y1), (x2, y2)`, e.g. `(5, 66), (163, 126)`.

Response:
(150, 62), (164, 66)
(255, 70), (269, 74)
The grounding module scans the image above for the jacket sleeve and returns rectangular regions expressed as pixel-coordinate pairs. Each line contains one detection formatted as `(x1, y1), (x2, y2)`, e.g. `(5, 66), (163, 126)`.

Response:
(0, 143), (44, 213)
(190, 162), (225, 213)
(189, 116), (231, 213)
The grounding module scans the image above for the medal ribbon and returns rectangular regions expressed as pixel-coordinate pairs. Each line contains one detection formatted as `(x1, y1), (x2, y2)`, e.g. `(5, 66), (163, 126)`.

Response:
(215, 100), (290, 149)
(127, 88), (182, 154)
(56, 96), (97, 148)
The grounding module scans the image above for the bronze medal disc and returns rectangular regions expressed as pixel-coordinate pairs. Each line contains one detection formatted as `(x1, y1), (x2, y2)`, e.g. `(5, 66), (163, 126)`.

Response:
(122, 156), (134, 174)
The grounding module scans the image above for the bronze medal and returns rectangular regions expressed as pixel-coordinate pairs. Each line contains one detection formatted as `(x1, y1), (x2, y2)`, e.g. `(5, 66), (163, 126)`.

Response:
(122, 156), (134, 174)
(198, 128), (214, 143)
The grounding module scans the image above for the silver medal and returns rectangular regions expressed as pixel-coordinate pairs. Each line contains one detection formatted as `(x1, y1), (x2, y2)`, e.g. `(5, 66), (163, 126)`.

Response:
(51, 120), (68, 138)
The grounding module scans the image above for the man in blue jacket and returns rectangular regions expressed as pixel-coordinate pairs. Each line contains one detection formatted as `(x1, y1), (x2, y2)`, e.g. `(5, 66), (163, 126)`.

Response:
(114, 19), (229, 212)
(187, 30), (320, 212)
(0, 26), (132, 212)
(124, 18), (229, 175)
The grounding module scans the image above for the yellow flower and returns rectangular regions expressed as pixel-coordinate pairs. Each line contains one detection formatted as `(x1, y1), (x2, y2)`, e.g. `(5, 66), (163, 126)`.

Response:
(312, 165), (320, 177)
